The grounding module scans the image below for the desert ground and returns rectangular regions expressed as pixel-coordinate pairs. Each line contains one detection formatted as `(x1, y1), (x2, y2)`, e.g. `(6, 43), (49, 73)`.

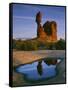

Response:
(13, 50), (65, 66)
(12, 50), (66, 87)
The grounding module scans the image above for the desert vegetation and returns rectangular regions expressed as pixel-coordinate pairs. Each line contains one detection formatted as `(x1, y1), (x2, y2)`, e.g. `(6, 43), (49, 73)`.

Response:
(13, 38), (65, 51)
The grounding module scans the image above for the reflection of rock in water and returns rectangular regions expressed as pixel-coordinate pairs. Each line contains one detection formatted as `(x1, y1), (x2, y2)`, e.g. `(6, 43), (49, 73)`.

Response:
(44, 58), (57, 65)
(37, 58), (57, 75)
(37, 61), (43, 76)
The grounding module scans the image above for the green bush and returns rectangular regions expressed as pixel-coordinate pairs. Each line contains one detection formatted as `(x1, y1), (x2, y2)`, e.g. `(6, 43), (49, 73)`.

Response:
(55, 39), (65, 50)
(13, 39), (65, 50)
(13, 40), (38, 51)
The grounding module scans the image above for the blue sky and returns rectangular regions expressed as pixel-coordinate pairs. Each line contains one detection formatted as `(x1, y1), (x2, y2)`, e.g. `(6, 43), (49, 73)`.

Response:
(13, 4), (66, 40)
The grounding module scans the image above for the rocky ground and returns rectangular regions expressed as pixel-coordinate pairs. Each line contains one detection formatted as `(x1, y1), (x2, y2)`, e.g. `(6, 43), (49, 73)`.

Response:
(13, 50), (65, 66)
(12, 50), (66, 87)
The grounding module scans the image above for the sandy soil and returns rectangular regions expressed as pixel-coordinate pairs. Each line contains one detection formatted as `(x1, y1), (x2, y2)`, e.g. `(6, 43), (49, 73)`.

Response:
(13, 50), (65, 66)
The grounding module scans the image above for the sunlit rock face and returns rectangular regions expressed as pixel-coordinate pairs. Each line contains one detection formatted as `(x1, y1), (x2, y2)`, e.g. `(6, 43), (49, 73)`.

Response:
(36, 12), (57, 42)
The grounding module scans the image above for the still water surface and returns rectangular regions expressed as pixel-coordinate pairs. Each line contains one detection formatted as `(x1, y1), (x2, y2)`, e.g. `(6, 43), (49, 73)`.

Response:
(16, 58), (61, 81)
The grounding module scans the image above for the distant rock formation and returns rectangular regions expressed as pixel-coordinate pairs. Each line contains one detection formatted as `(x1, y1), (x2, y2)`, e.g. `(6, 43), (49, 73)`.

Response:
(36, 11), (57, 42)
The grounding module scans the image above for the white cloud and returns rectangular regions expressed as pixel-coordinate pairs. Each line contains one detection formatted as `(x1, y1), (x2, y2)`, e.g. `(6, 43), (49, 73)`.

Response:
(13, 16), (34, 20)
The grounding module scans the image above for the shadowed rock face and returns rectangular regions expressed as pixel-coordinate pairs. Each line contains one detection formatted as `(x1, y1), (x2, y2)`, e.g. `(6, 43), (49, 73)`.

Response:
(36, 12), (46, 40)
(36, 12), (57, 42)
(36, 11), (42, 24)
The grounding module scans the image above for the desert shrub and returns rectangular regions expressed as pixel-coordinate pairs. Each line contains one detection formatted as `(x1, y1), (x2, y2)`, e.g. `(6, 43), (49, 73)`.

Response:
(55, 39), (65, 50)
(13, 39), (65, 50)
(13, 40), (38, 51)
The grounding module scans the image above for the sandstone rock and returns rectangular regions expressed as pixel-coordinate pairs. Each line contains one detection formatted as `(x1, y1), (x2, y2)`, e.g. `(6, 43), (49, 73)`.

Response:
(36, 12), (57, 42)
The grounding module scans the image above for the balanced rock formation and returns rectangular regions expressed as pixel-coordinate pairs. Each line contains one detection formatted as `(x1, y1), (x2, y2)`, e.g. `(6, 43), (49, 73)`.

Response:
(36, 12), (46, 41)
(36, 11), (57, 42)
